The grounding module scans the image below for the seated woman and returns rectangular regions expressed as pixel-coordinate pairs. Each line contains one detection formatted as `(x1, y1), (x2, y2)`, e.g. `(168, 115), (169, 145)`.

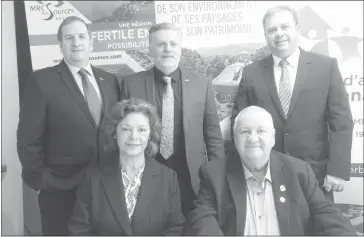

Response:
(69, 98), (185, 235)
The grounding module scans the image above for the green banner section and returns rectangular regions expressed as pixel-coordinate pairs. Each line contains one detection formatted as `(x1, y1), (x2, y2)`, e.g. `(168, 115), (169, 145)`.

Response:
(351, 163), (364, 177)
(90, 21), (152, 52)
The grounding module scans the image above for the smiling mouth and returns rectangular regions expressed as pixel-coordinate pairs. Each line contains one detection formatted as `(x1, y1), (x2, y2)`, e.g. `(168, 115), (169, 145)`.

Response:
(276, 40), (287, 44)
(126, 144), (140, 146)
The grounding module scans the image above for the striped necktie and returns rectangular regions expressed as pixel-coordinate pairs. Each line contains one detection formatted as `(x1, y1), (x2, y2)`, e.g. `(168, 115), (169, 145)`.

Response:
(278, 60), (292, 118)
(160, 76), (174, 159)
(78, 68), (102, 126)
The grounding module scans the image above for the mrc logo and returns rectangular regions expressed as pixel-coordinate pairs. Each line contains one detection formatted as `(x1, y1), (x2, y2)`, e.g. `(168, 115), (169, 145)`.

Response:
(29, 1), (74, 21)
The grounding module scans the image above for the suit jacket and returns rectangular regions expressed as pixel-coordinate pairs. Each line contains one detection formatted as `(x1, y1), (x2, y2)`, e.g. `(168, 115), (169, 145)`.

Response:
(231, 49), (353, 183)
(68, 155), (185, 235)
(185, 150), (356, 235)
(120, 67), (225, 193)
(17, 60), (120, 191)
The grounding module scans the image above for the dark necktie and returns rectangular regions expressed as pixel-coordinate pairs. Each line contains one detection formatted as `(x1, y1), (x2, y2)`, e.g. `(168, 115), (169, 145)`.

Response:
(278, 60), (292, 118)
(160, 76), (174, 159)
(78, 68), (102, 126)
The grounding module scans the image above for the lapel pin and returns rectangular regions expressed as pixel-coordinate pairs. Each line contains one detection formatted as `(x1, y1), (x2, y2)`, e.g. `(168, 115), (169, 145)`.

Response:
(280, 185), (286, 192)
(185, 79), (190, 82)
(280, 197), (286, 203)
(99, 78), (104, 81)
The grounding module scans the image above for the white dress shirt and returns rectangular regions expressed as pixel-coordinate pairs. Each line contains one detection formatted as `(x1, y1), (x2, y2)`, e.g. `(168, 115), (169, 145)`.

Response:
(272, 47), (300, 94)
(64, 60), (102, 101)
(242, 161), (280, 235)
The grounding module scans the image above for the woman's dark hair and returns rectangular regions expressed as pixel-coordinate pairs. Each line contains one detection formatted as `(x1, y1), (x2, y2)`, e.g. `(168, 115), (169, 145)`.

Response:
(104, 98), (161, 159)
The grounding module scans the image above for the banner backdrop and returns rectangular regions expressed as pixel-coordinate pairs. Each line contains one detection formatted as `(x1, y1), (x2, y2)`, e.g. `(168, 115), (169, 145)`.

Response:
(24, 1), (363, 232)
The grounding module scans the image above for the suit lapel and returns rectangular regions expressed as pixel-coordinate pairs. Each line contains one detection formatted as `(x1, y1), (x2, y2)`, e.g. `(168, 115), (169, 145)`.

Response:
(286, 49), (311, 120)
(180, 68), (193, 136)
(131, 159), (161, 225)
(262, 57), (286, 121)
(100, 162), (132, 235)
(144, 68), (156, 107)
(57, 60), (96, 127)
(91, 66), (109, 129)
(270, 152), (292, 235)
(91, 66), (107, 110)
(226, 153), (246, 236)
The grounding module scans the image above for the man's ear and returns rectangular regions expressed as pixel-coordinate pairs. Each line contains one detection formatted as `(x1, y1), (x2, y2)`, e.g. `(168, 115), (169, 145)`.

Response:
(148, 44), (153, 56)
(296, 24), (301, 33)
(58, 41), (62, 52)
(89, 35), (94, 53)
(272, 129), (276, 146)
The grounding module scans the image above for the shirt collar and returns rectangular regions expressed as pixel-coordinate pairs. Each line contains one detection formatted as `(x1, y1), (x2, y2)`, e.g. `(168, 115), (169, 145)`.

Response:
(64, 60), (94, 77)
(242, 159), (272, 183)
(272, 47), (300, 68)
(154, 66), (180, 83)
(121, 162), (145, 175)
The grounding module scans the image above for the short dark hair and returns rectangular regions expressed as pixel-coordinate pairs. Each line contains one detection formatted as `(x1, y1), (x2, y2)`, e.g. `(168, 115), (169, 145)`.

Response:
(148, 22), (182, 43)
(262, 5), (299, 31)
(57, 16), (91, 42)
(104, 98), (161, 159)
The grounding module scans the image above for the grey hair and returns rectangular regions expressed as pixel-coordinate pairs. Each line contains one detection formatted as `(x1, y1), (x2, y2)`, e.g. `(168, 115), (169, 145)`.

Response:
(148, 22), (182, 42)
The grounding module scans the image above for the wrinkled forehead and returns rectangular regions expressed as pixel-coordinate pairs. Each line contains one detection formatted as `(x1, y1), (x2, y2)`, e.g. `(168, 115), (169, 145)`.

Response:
(234, 110), (274, 131)
(149, 29), (182, 41)
(61, 21), (89, 35)
(265, 9), (296, 26)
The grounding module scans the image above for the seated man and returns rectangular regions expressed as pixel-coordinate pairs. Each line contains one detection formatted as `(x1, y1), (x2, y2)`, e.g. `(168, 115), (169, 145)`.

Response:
(185, 106), (355, 235)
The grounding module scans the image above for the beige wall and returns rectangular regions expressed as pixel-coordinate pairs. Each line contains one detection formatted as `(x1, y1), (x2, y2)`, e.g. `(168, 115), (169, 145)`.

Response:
(1, 1), (24, 235)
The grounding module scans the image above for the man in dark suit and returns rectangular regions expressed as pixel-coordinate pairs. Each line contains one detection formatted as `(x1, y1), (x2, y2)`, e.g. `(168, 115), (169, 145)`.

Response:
(186, 106), (355, 235)
(231, 5), (353, 200)
(17, 16), (120, 235)
(120, 22), (224, 216)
